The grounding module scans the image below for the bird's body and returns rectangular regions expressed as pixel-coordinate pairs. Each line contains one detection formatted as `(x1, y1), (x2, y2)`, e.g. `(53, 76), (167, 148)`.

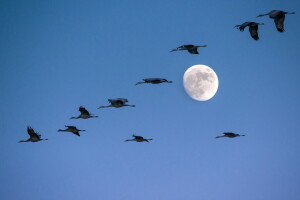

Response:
(215, 132), (245, 139)
(257, 10), (295, 32)
(135, 78), (172, 85)
(98, 98), (135, 109)
(19, 126), (48, 143)
(125, 134), (153, 142)
(235, 22), (264, 40)
(70, 106), (98, 119)
(170, 44), (207, 54)
(58, 125), (85, 136)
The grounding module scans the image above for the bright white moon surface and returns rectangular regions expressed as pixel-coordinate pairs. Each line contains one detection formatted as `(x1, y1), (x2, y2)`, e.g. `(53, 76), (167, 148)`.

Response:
(183, 64), (219, 101)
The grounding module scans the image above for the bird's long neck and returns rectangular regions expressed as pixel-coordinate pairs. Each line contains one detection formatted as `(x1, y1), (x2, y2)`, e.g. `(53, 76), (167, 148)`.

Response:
(257, 13), (268, 17)
(125, 139), (134, 142)
(135, 82), (145, 85)
(58, 129), (67, 132)
(18, 140), (29, 143)
(285, 12), (295, 14)
(79, 130), (86, 132)
(215, 136), (225, 138)
(70, 116), (80, 119)
(98, 105), (112, 109)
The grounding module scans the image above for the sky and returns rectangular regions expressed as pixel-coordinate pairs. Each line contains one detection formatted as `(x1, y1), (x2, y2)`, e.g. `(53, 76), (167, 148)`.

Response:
(0, 0), (300, 199)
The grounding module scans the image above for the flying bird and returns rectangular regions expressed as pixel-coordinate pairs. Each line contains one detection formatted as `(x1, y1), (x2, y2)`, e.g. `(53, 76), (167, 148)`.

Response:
(256, 10), (295, 32)
(135, 78), (172, 85)
(215, 132), (245, 139)
(170, 44), (207, 54)
(57, 125), (86, 136)
(98, 98), (135, 109)
(235, 22), (264, 40)
(70, 106), (98, 119)
(19, 126), (48, 143)
(124, 134), (153, 142)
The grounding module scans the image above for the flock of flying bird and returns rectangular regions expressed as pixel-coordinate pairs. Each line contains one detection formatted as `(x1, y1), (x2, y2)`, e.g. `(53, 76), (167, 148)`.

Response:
(235, 10), (295, 40)
(19, 10), (294, 143)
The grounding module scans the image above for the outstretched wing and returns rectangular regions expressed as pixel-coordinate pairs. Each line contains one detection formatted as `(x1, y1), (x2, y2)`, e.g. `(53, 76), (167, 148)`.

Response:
(187, 48), (199, 54)
(79, 106), (90, 115)
(72, 131), (80, 137)
(274, 14), (285, 32)
(224, 132), (236, 137)
(132, 134), (144, 139)
(27, 126), (40, 139)
(66, 125), (77, 129)
(109, 99), (123, 106)
(235, 22), (251, 31)
(249, 24), (259, 40)
(117, 98), (128, 103)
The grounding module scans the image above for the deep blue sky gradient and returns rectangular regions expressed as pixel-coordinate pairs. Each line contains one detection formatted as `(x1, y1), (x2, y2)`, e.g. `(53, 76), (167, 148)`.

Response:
(1, 1), (300, 200)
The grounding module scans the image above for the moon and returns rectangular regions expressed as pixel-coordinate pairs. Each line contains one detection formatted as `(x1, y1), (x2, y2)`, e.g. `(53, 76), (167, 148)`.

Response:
(183, 64), (219, 101)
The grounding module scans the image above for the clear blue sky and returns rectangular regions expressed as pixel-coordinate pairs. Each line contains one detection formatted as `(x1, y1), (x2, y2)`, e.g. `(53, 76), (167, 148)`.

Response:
(1, 0), (300, 199)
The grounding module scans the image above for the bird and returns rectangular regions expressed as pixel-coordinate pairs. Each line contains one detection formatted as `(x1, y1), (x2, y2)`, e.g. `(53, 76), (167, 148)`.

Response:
(57, 125), (86, 136)
(170, 44), (207, 54)
(235, 22), (264, 40)
(124, 134), (153, 142)
(70, 106), (98, 119)
(97, 98), (135, 109)
(256, 10), (295, 32)
(215, 132), (245, 139)
(135, 78), (173, 85)
(19, 126), (48, 143)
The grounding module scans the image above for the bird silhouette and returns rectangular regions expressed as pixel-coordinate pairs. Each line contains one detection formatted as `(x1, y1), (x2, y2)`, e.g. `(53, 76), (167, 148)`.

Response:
(70, 106), (98, 119)
(57, 125), (86, 136)
(257, 10), (295, 32)
(19, 126), (48, 143)
(215, 132), (245, 139)
(170, 44), (207, 54)
(124, 134), (153, 142)
(135, 78), (172, 85)
(235, 22), (264, 40)
(98, 98), (135, 109)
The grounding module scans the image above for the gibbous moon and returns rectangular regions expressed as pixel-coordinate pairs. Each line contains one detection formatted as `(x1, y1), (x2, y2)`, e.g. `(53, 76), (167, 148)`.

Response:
(183, 64), (219, 101)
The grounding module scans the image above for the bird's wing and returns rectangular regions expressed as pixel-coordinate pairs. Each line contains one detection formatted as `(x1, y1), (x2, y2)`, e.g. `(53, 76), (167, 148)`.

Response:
(118, 98), (128, 103)
(66, 125), (77, 129)
(133, 135), (143, 139)
(79, 106), (90, 115)
(187, 48), (199, 54)
(274, 14), (285, 32)
(111, 99), (123, 105)
(249, 24), (259, 40)
(145, 78), (157, 82)
(72, 132), (80, 136)
(269, 10), (281, 18)
(224, 132), (235, 136)
(236, 22), (251, 31)
(184, 45), (194, 48)
(27, 126), (38, 138)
